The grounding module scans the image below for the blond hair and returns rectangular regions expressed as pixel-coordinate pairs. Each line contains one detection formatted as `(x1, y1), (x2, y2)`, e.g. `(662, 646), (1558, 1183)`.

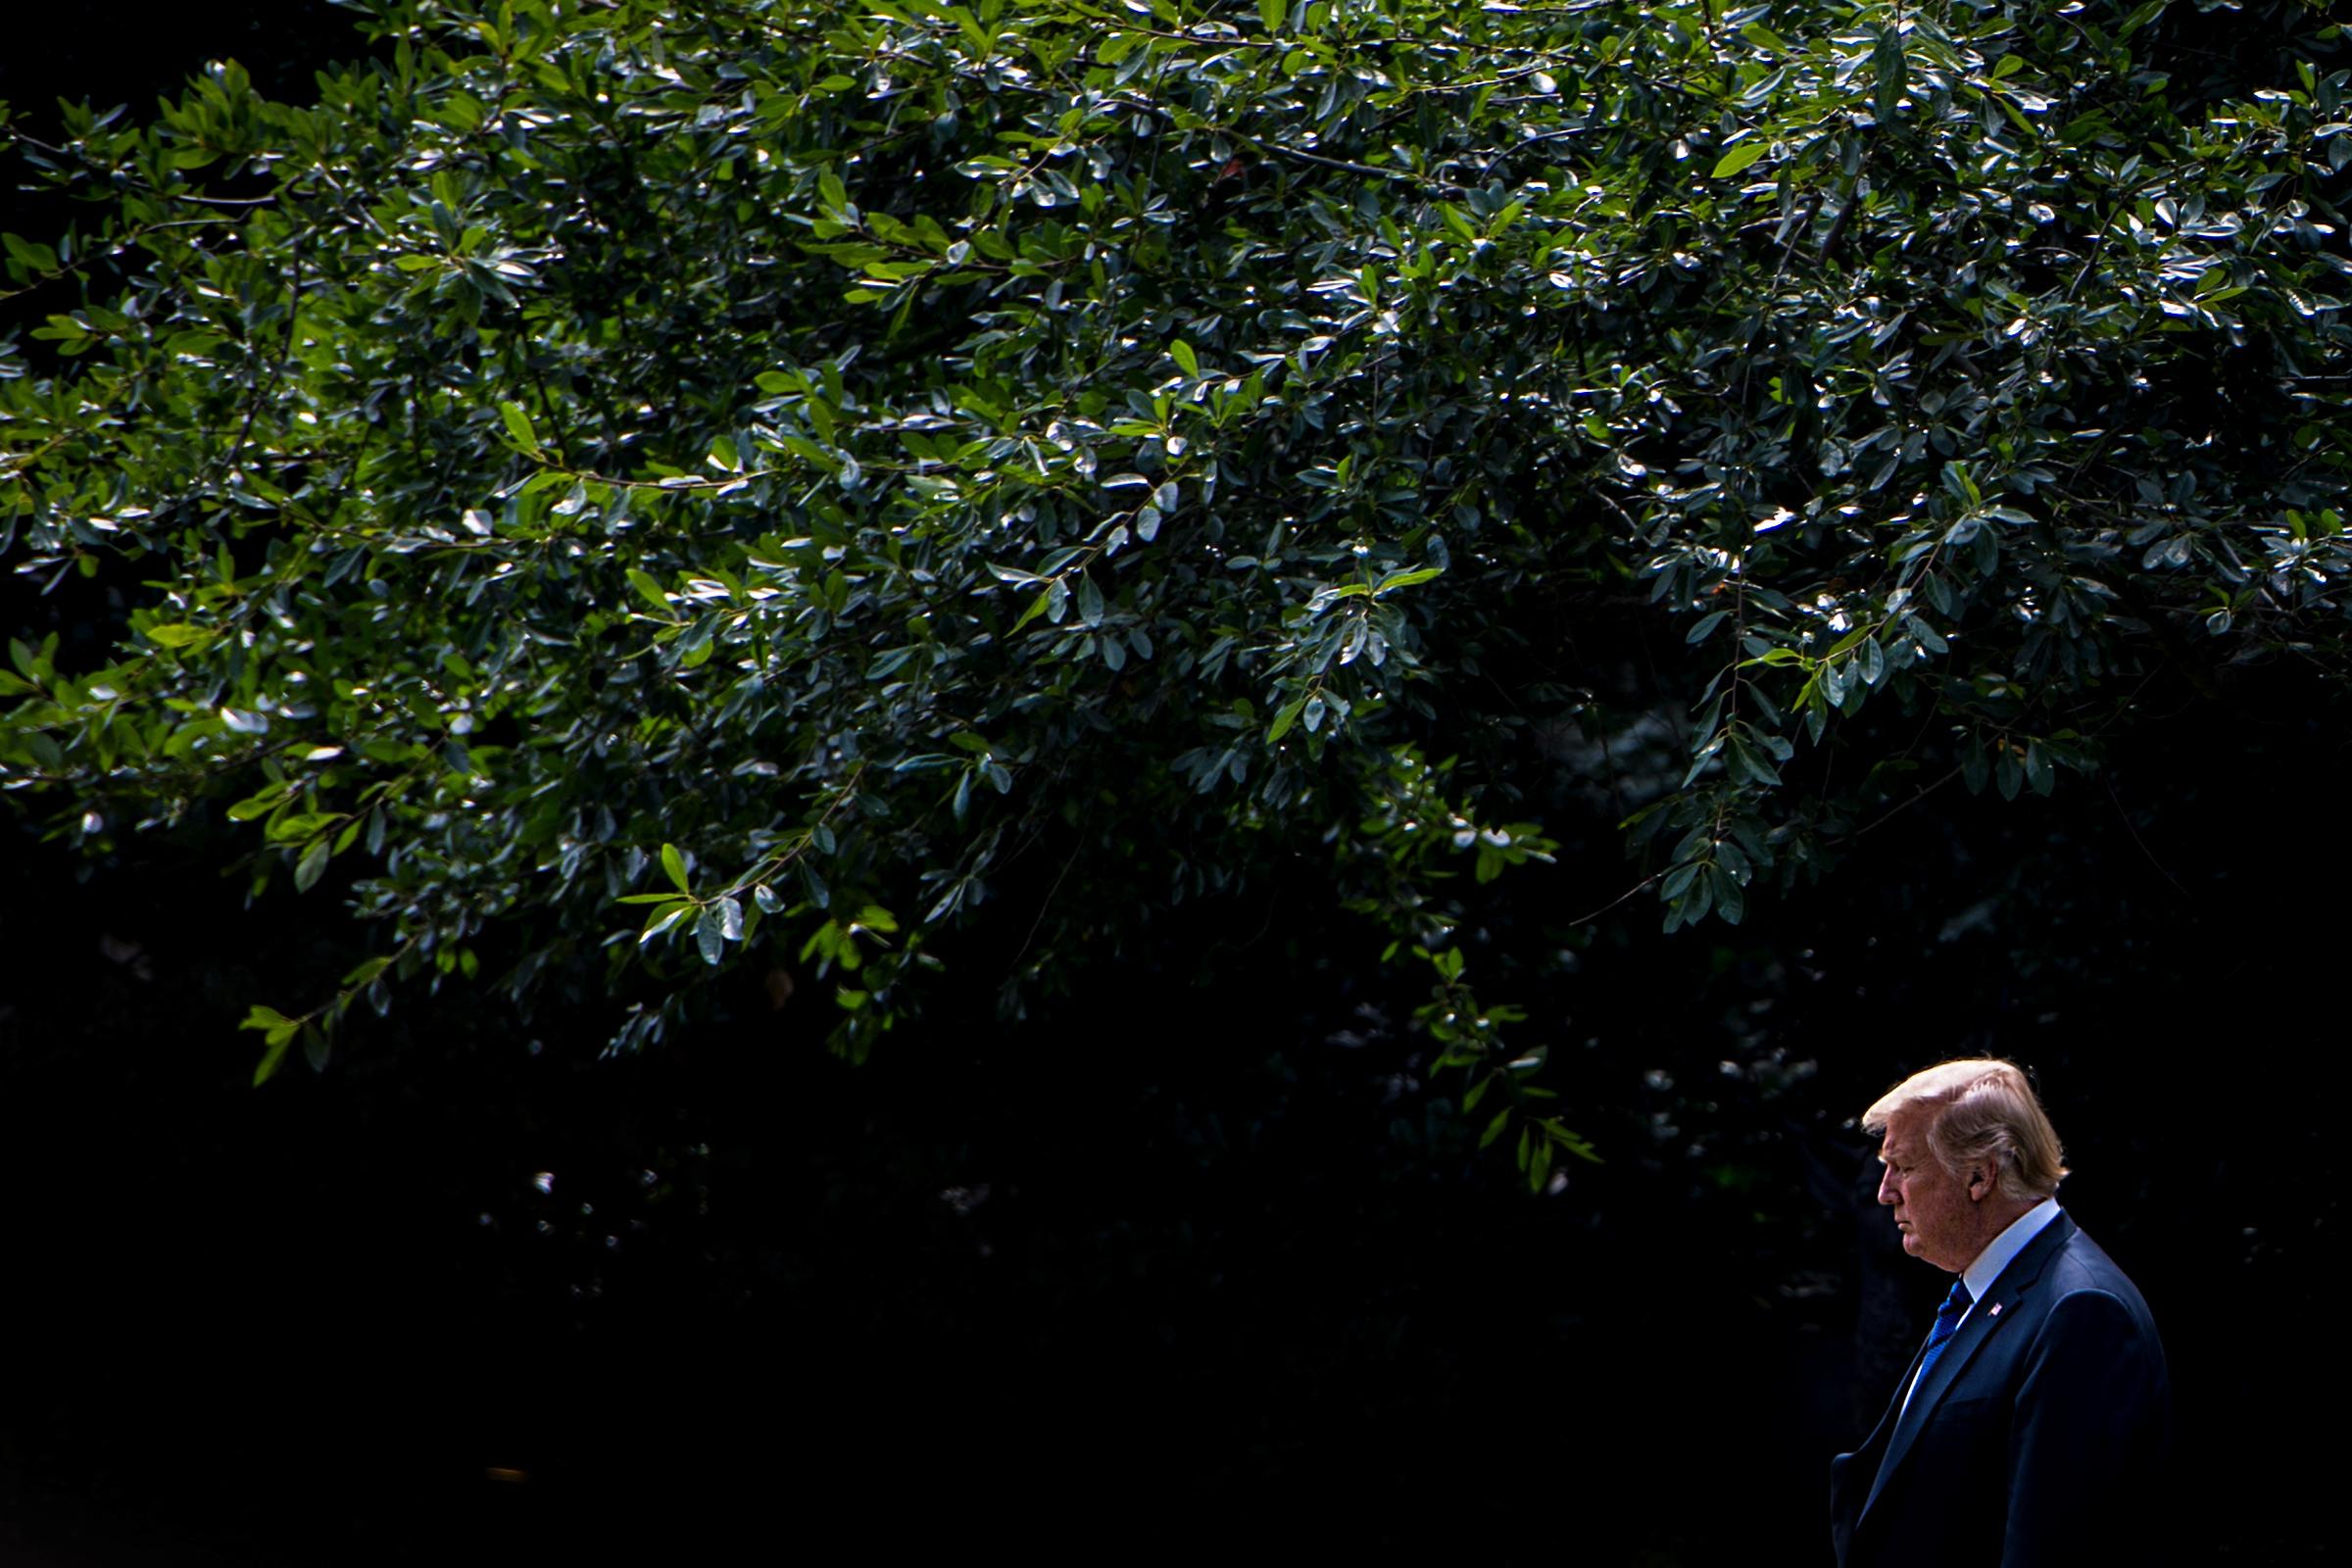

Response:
(1862, 1057), (2070, 1201)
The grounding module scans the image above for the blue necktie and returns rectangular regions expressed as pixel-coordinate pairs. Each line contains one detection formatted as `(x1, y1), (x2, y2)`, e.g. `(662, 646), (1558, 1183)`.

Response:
(1916, 1279), (1975, 1389)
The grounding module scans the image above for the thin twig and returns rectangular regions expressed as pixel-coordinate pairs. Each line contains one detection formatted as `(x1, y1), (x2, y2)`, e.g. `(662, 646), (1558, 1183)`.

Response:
(2103, 774), (2191, 902)
(1568, 873), (1660, 927)
(1250, 136), (1454, 190)
(1009, 812), (1092, 973)
(2062, 227), (2108, 302)
(1853, 762), (1963, 838)
(1773, 189), (1827, 286)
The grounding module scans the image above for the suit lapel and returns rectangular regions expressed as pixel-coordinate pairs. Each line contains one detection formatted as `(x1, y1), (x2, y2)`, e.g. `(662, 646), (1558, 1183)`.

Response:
(1859, 1337), (1930, 1460)
(1859, 1213), (2076, 1525)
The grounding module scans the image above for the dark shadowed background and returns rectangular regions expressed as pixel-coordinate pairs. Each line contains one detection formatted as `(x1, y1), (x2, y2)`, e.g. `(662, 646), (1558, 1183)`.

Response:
(3, 5), (2336, 1562)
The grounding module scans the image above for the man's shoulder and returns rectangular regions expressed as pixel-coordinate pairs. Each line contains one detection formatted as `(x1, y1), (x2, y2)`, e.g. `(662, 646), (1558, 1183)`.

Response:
(2039, 1221), (2158, 1328)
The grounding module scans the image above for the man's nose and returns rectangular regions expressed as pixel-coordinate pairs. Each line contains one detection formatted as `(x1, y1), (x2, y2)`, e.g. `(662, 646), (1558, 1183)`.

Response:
(1877, 1166), (1898, 1205)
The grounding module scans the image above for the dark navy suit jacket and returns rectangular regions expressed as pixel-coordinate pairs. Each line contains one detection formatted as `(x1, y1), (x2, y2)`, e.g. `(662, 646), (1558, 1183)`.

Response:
(1830, 1212), (2172, 1567)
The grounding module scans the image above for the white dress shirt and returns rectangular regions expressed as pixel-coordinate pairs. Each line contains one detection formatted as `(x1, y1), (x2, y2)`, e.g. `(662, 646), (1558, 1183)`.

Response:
(1898, 1196), (2063, 1416)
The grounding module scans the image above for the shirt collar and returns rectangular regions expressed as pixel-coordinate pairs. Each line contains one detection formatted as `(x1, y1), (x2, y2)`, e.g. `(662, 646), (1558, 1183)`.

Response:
(1962, 1195), (2062, 1301)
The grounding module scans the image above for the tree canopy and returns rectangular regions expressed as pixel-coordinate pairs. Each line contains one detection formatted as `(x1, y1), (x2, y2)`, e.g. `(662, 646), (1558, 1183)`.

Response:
(4, 0), (2347, 1165)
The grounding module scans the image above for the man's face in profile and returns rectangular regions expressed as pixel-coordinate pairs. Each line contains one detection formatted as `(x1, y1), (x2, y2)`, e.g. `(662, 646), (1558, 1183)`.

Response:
(1877, 1107), (1975, 1272)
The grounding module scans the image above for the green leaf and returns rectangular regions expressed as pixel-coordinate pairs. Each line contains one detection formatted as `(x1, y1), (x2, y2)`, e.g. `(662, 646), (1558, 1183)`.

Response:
(1825, 622), (1875, 659)
(2024, 739), (2055, 796)
(252, 1033), (296, 1087)
(662, 843), (692, 893)
(499, 400), (543, 455)
(293, 836), (333, 893)
(1258, 0), (1284, 31)
(2113, 1), (2166, 41)
(242, 1003), (302, 1085)
(1372, 566), (1443, 595)
(1873, 25), (1909, 122)
(1010, 588), (1053, 634)
(640, 900), (695, 940)
(225, 792), (284, 822)
(1171, 339), (1200, 377)
(627, 568), (672, 612)
(1710, 141), (1767, 179)
(143, 622), (213, 649)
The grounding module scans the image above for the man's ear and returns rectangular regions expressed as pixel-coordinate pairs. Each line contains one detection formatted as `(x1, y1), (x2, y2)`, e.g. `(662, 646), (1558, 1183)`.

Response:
(1966, 1167), (1992, 1201)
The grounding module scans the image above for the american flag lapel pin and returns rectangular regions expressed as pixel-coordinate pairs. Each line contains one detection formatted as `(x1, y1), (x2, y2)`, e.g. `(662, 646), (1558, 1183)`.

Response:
(1989, 1303), (2003, 1317)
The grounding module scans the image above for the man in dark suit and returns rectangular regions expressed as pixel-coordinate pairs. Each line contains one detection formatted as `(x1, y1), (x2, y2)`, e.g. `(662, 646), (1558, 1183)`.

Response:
(1831, 1058), (2172, 1567)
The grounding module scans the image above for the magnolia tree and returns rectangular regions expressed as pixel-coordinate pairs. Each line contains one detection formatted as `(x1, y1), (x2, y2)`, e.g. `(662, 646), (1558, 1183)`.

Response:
(3, 0), (2347, 1182)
